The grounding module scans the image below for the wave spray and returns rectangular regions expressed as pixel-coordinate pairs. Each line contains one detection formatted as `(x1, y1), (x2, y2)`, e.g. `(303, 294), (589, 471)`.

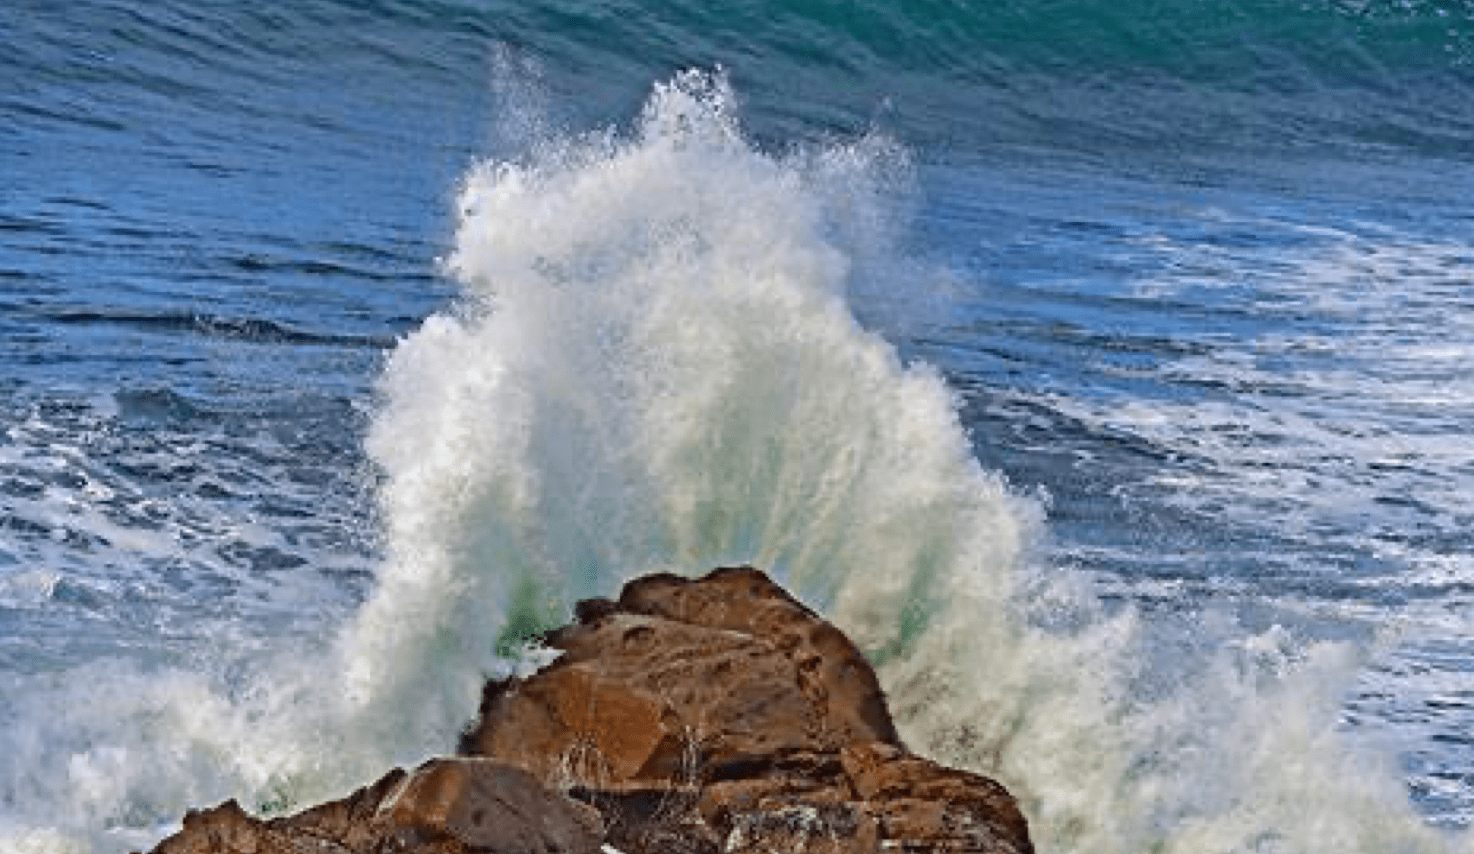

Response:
(1, 69), (1466, 854)
(355, 69), (1467, 854)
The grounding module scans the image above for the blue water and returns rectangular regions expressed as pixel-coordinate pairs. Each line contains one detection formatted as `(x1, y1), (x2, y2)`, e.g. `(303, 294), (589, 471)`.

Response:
(3, 2), (1474, 851)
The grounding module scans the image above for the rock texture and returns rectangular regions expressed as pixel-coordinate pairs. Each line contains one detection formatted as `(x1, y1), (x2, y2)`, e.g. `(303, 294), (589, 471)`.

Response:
(461, 566), (1031, 854)
(147, 757), (602, 854)
(144, 566), (1031, 854)
(460, 567), (898, 785)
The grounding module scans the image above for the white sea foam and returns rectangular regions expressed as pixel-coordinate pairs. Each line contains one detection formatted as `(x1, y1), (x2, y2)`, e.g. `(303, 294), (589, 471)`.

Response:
(1040, 221), (1474, 593)
(343, 70), (1472, 853)
(338, 67), (1033, 761)
(1, 71), (1469, 854)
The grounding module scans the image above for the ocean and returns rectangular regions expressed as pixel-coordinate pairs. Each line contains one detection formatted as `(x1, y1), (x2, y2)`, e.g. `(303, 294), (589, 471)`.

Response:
(3, 1), (1473, 851)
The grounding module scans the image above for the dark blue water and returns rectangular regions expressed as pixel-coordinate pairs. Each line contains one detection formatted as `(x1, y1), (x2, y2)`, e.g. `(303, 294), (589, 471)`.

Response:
(3, 1), (1473, 851)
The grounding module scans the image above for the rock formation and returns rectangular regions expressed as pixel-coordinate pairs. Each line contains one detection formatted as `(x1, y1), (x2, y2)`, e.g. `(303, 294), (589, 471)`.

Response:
(143, 566), (1032, 854)
(147, 758), (603, 854)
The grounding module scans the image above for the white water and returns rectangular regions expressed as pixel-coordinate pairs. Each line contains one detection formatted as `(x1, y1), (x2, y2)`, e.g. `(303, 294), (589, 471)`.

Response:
(0, 71), (1468, 854)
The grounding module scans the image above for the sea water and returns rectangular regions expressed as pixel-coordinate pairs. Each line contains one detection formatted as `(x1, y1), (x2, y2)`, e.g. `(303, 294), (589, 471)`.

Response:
(3, 2), (1473, 852)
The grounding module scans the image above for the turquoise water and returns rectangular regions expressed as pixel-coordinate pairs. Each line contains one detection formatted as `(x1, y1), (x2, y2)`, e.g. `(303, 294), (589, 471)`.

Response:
(3, 2), (1473, 851)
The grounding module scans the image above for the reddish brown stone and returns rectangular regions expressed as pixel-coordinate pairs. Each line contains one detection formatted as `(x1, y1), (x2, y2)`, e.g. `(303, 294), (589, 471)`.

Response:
(616, 566), (899, 747)
(375, 758), (602, 854)
(142, 758), (600, 854)
(461, 567), (903, 793)
(146, 567), (1031, 854)
(149, 800), (273, 854)
(460, 566), (1032, 854)
(840, 741), (1033, 854)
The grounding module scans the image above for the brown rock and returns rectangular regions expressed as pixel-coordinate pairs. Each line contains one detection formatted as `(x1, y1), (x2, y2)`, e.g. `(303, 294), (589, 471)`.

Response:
(462, 661), (682, 787)
(375, 758), (602, 854)
(150, 800), (275, 854)
(460, 566), (1032, 854)
(461, 566), (902, 791)
(688, 744), (1032, 854)
(143, 758), (601, 854)
(841, 741), (1032, 850)
(617, 567), (899, 748)
(572, 787), (716, 854)
(272, 766), (408, 851)
(146, 566), (1031, 854)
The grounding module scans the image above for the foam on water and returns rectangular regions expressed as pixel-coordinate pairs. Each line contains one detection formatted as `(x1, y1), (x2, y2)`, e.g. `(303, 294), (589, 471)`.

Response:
(1, 71), (1470, 853)
(1040, 216), (1474, 835)
(266, 71), (1474, 853)
(1037, 220), (1474, 628)
(338, 66), (1033, 760)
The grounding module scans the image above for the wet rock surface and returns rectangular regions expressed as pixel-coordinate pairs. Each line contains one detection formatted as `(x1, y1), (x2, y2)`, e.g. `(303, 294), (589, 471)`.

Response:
(144, 566), (1031, 854)
(146, 759), (602, 854)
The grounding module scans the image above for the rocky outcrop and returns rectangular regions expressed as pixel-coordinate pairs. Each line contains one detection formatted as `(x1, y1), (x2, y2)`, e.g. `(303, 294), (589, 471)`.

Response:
(144, 566), (1031, 854)
(461, 566), (1031, 854)
(147, 757), (602, 854)
(460, 567), (899, 786)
